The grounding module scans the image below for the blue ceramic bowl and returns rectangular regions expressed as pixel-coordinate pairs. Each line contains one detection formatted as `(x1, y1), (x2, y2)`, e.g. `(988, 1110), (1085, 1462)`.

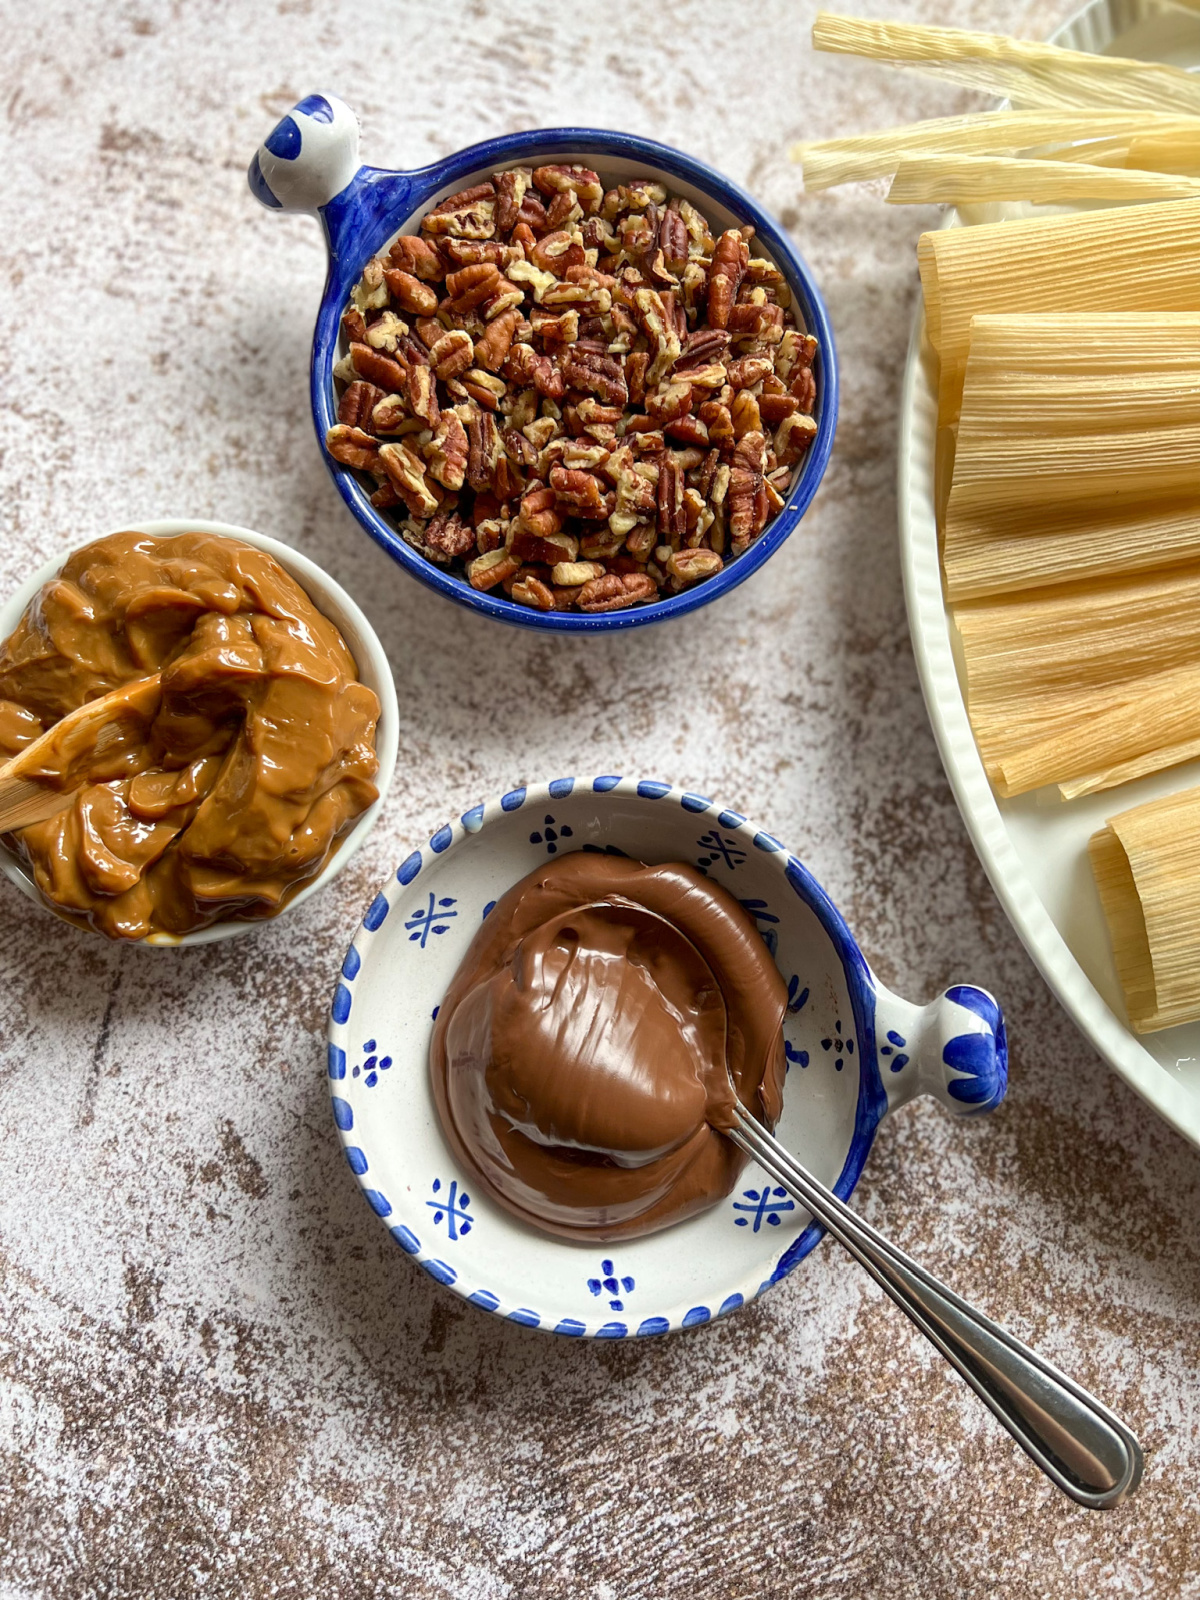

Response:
(250, 95), (838, 632)
(326, 777), (1006, 1337)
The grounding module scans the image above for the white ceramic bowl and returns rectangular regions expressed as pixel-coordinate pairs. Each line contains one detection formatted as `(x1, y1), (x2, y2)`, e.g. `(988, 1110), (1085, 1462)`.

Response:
(328, 777), (1006, 1337)
(0, 517), (399, 946)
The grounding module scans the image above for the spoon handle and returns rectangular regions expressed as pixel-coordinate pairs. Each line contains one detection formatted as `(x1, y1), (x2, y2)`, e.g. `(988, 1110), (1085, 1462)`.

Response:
(729, 1106), (1142, 1509)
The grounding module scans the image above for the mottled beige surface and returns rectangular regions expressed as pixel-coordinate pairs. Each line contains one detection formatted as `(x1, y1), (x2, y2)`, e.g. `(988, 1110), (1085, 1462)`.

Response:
(1, 1), (1198, 1595)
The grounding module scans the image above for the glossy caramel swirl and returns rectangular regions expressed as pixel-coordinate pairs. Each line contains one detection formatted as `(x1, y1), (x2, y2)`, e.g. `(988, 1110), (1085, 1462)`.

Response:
(431, 854), (787, 1241)
(0, 530), (380, 939)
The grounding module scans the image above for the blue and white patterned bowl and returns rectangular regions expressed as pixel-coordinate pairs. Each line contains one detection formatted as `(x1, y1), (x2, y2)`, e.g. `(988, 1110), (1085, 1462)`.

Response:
(327, 778), (1006, 1337)
(249, 95), (838, 633)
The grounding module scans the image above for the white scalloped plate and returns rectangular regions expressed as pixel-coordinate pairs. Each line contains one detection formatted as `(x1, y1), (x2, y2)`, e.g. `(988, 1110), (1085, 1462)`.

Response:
(899, 0), (1200, 1147)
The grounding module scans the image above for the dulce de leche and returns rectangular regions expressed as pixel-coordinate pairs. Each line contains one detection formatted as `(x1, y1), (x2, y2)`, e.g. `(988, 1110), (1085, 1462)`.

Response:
(0, 530), (380, 940)
(431, 855), (788, 1241)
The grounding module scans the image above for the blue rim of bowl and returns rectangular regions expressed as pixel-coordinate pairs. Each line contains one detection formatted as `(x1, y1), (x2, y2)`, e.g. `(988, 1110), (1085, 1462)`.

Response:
(311, 128), (839, 632)
(326, 777), (887, 1337)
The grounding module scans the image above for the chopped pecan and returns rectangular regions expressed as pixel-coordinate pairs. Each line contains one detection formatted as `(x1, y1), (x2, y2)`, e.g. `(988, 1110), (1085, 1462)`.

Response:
(370, 393), (420, 436)
(560, 348), (628, 406)
(707, 229), (750, 330)
(379, 442), (439, 518)
(634, 287), (682, 387)
(351, 256), (389, 314)
(531, 230), (586, 277)
(667, 548), (722, 584)
(422, 196), (496, 240)
(510, 573), (556, 610)
(531, 308), (580, 350)
(445, 262), (502, 312)
(428, 328), (475, 382)
(730, 391), (761, 439)
(460, 369), (508, 410)
(425, 410), (469, 490)
(465, 406), (505, 492)
(790, 366), (817, 414)
(657, 456), (685, 547)
(776, 412), (818, 466)
(727, 355), (774, 390)
(728, 301), (784, 342)
(325, 425), (380, 471)
(759, 391), (801, 425)
(645, 382), (692, 427)
(348, 341), (407, 393)
(624, 350), (649, 408)
(659, 206), (689, 272)
(407, 364), (440, 427)
(432, 182), (496, 214)
(474, 307), (520, 373)
(384, 269), (439, 316)
(551, 560), (605, 586)
(364, 311), (410, 353)
(467, 547), (521, 590)
(577, 572), (657, 611)
(337, 381), (385, 429)
(532, 164), (603, 213)
(665, 415), (709, 447)
(698, 401), (735, 445)
(550, 466), (608, 520)
(342, 306), (368, 345)
(423, 511), (475, 561)
(546, 189), (584, 230)
(389, 235), (444, 281)
(494, 167), (531, 234)
(515, 191), (549, 232)
(440, 238), (521, 269)
(504, 341), (565, 400)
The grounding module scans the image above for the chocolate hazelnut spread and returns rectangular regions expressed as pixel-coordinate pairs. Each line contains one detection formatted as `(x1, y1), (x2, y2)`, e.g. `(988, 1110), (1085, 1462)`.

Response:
(0, 530), (380, 940)
(431, 855), (787, 1241)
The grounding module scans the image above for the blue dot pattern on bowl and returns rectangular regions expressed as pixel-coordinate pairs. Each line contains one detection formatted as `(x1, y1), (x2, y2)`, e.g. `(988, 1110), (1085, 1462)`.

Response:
(328, 777), (890, 1337)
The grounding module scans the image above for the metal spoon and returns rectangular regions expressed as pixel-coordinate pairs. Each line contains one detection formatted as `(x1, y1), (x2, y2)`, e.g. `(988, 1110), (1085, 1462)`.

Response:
(729, 1101), (1143, 1509)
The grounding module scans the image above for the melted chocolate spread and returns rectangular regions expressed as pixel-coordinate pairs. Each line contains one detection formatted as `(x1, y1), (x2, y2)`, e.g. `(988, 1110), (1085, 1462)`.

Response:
(0, 531), (380, 940)
(431, 854), (787, 1241)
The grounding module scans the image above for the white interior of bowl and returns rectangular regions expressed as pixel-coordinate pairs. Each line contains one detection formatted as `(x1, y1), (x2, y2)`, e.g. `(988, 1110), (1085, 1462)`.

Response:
(0, 518), (399, 947)
(328, 780), (866, 1336)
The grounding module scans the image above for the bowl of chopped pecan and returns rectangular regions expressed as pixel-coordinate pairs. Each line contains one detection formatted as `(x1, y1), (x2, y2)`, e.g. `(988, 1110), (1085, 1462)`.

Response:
(249, 96), (837, 629)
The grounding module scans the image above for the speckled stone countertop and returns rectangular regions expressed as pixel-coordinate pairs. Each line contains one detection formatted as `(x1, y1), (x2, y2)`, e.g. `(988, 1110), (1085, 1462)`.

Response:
(1, 2), (1198, 1595)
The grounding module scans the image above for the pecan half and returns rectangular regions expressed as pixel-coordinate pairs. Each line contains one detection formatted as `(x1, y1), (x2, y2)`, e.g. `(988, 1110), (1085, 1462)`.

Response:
(325, 425), (380, 471)
(337, 381), (385, 429)
(379, 442), (439, 517)
(428, 328), (475, 382)
(423, 511), (475, 561)
(425, 411), (469, 490)
(707, 229), (750, 330)
(384, 269), (439, 316)
(577, 572), (657, 611)
(389, 235), (444, 281)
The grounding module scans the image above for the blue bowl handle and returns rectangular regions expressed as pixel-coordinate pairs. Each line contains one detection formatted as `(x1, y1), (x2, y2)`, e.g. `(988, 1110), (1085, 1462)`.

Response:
(875, 983), (1007, 1117)
(248, 93), (362, 214)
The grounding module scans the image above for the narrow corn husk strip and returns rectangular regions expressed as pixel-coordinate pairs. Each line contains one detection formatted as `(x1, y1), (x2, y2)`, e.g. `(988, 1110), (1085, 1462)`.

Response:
(943, 314), (1200, 599)
(887, 154), (1200, 205)
(811, 14), (1200, 115)
(1063, 735), (1200, 801)
(954, 564), (1200, 795)
(919, 198), (1200, 425)
(1090, 786), (1200, 1031)
(793, 110), (1195, 189)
